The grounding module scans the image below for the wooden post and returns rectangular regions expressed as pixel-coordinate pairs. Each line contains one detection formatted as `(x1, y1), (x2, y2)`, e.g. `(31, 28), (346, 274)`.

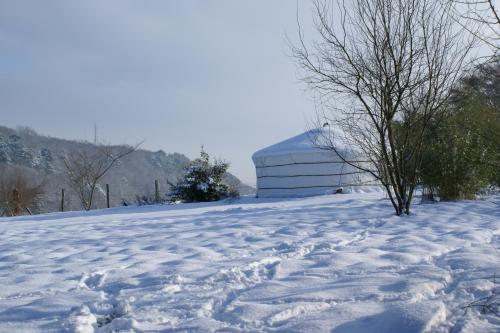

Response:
(106, 184), (110, 208)
(25, 207), (32, 215)
(61, 189), (65, 212)
(12, 188), (21, 216)
(6, 204), (14, 217)
(155, 180), (160, 203)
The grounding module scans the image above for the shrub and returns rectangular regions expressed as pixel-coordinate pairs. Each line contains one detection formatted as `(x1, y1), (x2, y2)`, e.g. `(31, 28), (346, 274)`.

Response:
(132, 194), (168, 206)
(0, 167), (44, 215)
(169, 148), (238, 202)
(420, 88), (499, 200)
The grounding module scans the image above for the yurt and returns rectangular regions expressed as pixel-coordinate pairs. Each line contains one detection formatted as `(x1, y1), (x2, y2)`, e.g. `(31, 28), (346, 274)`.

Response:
(252, 129), (377, 198)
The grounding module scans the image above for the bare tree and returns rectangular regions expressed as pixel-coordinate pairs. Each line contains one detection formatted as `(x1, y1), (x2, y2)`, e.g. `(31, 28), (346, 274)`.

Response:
(63, 143), (139, 211)
(447, 0), (499, 52)
(292, 0), (475, 215)
(0, 167), (44, 216)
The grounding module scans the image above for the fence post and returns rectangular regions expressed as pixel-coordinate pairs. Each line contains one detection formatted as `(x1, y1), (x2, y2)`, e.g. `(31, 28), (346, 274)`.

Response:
(61, 189), (65, 212)
(12, 188), (21, 216)
(106, 184), (110, 208)
(155, 179), (160, 203)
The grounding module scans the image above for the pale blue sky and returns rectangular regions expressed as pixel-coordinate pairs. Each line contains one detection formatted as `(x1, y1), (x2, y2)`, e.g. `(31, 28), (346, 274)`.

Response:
(0, 1), (318, 185)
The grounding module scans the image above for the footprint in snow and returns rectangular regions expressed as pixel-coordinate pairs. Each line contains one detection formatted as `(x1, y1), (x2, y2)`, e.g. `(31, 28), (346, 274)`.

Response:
(78, 271), (107, 290)
(267, 302), (331, 326)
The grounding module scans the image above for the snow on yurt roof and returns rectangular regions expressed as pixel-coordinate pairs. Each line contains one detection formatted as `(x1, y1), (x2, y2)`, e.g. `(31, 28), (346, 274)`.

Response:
(253, 128), (347, 159)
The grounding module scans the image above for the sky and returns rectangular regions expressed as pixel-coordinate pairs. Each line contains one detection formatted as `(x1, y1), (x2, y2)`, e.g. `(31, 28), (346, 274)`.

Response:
(0, 1), (318, 186)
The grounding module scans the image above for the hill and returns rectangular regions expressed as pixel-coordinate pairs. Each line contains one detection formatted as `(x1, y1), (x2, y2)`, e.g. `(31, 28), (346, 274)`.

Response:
(0, 126), (254, 213)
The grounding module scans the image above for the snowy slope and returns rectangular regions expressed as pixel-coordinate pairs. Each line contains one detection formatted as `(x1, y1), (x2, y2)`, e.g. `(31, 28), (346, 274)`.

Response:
(0, 193), (499, 332)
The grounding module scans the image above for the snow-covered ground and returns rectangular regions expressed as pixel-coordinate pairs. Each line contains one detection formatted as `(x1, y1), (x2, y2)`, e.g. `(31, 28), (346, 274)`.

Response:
(0, 193), (499, 332)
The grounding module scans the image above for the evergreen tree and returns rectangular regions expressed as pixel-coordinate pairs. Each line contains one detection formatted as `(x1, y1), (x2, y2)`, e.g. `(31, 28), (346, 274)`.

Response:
(169, 148), (238, 202)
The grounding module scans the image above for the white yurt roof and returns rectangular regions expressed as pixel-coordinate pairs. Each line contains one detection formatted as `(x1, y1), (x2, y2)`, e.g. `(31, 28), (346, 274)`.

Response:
(252, 129), (325, 158)
(252, 128), (352, 157)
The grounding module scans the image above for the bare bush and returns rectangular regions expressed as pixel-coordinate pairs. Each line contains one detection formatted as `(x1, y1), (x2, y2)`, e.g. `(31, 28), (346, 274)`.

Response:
(462, 274), (500, 317)
(63, 143), (139, 211)
(0, 167), (44, 216)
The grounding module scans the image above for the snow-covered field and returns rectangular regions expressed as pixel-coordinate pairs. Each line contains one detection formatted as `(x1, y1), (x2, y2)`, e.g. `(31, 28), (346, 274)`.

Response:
(0, 193), (499, 332)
